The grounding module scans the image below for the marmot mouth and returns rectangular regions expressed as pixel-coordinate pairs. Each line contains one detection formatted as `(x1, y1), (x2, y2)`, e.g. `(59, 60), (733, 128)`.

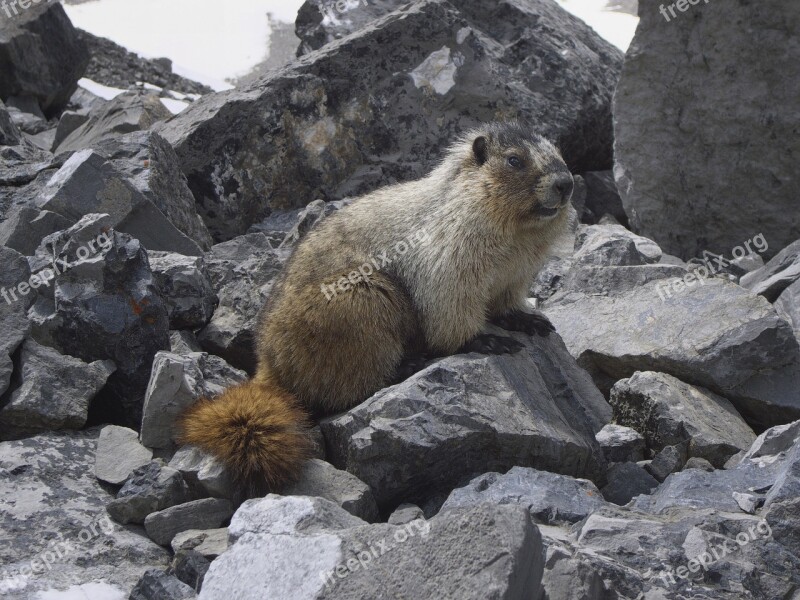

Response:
(532, 205), (559, 218)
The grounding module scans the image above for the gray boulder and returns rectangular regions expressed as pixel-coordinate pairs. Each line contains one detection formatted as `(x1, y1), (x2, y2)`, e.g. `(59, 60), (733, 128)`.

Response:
(572, 223), (661, 267)
(107, 460), (193, 525)
(387, 503), (425, 526)
(0, 3), (89, 115)
(129, 568), (197, 600)
(321, 327), (611, 509)
(54, 91), (171, 154)
(600, 462), (658, 506)
(93, 130), (213, 250)
(283, 459), (379, 522)
(544, 266), (800, 429)
(94, 425), (154, 485)
(202, 494), (543, 600)
(0, 430), (169, 599)
(144, 498), (234, 547)
(775, 278), (800, 341)
(0, 246), (33, 398)
(441, 466), (607, 525)
(170, 330), (202, 355)
(595, 423), (646, 464)
(0, 339), (114, 440)
(148, 253), (217, 329)
(610, 372), (757, 467)
(646, 445), (687, 483)
(141, 352), (247, 453)
(160, 0), (622, 240)
(741, 239), (800, 302)
(198, 233), (289, 372)
(28, 215), (170, 426)
(168, 445), (235, 500)
(581, 170), (627, 225)
(171, 528), (228, 559)
(614, 1), (800, 260)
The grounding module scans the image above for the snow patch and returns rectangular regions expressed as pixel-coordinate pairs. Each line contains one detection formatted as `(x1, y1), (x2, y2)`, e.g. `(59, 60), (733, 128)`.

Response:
(78, 78), (125, 101)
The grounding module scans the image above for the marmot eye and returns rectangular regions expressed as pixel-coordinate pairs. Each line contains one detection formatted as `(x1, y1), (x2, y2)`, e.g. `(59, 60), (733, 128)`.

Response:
(507, 156), (522, 169)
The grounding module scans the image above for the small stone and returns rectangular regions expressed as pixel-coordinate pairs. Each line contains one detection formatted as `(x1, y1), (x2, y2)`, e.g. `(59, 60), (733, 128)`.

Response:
(107, 461), (193, 525)
(601, 462), (659, 506)
(388, 503), (425, 526)
(283, 458), (379, 522)
(172, 550), (210, 594)
(595, 423), (646, 464)
(169, 445), (235, 500)
(129, 568), (196, 600)
(732, 491), (760, 514)
(170, 330), (202, 355)
(646, 445), (687, 482)
(95, 425), (153, 485)
(144, 498), (234, 546)
(148, 252), (217, 329)
(683, 457), (715, 472)
(171, 528), (228, 559)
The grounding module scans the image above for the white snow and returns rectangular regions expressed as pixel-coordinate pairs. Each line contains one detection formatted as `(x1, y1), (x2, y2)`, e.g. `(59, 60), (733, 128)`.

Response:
(160, 97), (189, 114)
(35, 581), (127, 600)
(77, 78), (125, 100)
(554, 0), (638, 51)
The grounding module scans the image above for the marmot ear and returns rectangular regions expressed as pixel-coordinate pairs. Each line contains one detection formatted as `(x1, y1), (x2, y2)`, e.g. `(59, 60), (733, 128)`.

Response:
(473, 136), (488, 166)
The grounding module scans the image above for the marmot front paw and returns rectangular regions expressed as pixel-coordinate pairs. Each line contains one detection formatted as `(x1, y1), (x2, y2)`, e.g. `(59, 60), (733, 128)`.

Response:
(491, 309), (555, 337)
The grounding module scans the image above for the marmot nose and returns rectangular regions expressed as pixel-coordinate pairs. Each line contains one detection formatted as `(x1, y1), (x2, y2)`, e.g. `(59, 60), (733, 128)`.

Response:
(553, 173), (574, 203)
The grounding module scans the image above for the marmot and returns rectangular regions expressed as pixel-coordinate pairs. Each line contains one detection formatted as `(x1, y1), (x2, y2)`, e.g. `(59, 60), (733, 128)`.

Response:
(179, 122), (575, 495)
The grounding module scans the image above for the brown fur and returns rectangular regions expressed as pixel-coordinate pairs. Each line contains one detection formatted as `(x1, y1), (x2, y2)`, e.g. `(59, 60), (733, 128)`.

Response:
(178, 122), (574, 495)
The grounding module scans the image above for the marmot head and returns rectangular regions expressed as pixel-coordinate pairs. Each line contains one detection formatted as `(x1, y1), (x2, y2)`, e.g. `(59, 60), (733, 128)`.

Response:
(468, 122), (574, 228)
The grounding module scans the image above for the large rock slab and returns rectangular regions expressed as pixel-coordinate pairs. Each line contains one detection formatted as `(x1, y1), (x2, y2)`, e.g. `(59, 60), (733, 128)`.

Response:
(0, 246), (35, 398)
(614, 1), (800, 260)
(144, 498), (234, 547)
(148, 253), (217, 329)
(611, 371), (756, 468)
(94, 425), (154, 485)
(321, 327), (611, 509)
(201, 494), (543, 600)
(0, 430), (169, 598)
(0, 3), (90, 116)
(441, 466), (607, 525)
(159, 0), (622, 240)
(27, 215), (170, 426)
(0, 339), (114, 440)
(544, 266), (800, 428)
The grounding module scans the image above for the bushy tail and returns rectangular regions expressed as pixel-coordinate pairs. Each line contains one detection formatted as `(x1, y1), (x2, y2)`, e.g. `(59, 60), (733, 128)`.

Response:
(178, 379), (312, 497)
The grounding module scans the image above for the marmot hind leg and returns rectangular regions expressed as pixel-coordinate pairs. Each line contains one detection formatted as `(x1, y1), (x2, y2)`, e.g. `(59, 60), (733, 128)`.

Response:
(258, 270), (419, 415)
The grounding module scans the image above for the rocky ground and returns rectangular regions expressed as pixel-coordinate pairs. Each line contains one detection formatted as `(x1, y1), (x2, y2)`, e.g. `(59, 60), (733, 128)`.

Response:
(1, 1), (799, 599)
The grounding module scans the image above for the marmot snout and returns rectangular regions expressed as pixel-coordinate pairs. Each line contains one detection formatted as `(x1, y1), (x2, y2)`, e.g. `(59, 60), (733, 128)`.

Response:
(180, 121), (575, 495)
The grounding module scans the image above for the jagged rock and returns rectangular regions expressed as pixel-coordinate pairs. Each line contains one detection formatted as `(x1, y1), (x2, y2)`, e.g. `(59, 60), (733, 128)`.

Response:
(171, 529), (228, 559)
(595, 423), (646, 464)
(544, 266), (800, 429)
(572, 223), (661, 267)
(27, 216), (170, 426)
(743, 419), (800, 460)
(610, 372), (756, 468)
(0, 430), (169, 598)
(94, 425), (153, 485)
(283, 459), (379, 522)
(387, 503), (425, 526)
(93, 130), (214, 250)
(148, 253), (217, 329)
(0, 246), (33, 398)
(198, 234), (289, 372)
(646, 445), (687, 483)
(441, 466), (607, 526)
(54, 91), (171, 154)
(321, 327), (611, 509)
(0, 206), (71, 255)
(144, 498), (234, 547)
(683, 457), (715, 472)
(202, 494), (543, 600)
(171, 550), (210, 594)
(581, 170), (627, 225)
(5, 96), (49, 135)
(0, 339), (114, 440)
(141, 352), (246, 453)
(107, 461), (193, 525)
(614, 1), (800, 260)
(52, 110), (89, 151)
(160, 0), (622, 240)
(0, 3), (89, 116)
(775, 278), (800, 341)
(168, 446), (235, 500)
(740, 239), (800, 302)
(0, 99), (21, 146)
(170, 330), (202, 355)
(129, 569), (197, 600)
(600, 462), (658, 506)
